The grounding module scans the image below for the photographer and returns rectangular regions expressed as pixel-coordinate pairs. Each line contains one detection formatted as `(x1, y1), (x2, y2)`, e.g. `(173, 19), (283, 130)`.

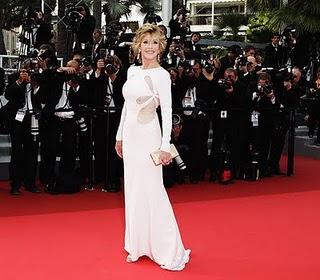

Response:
(143, 7), (162, 25)
(219, 45), (242, 77)
(269, 73), (299, 175)
(169, 8), (191, 40)
(237, 55), (259, 85)
(184, 32), (202, 60)
(91, 55), (126, 192)
(33, 9), (54, 50)
(161, 37), (186, 69)
(92, 29), (108, 64)
(248, 72), (278, 177)
(41, 59), (89, 192)
(180, 60), (211, 183)
(263, 33), (286, 69)
(304, 70), (320, 145)
(3, 60), (42, 195)
(210, 68), (249, 182)
(74, 3), (96, 55)
(76, 56), (95, 188)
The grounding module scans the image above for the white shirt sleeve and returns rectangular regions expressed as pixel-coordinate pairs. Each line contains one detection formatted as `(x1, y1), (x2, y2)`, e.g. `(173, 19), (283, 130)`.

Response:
(156, 69), (172, 152)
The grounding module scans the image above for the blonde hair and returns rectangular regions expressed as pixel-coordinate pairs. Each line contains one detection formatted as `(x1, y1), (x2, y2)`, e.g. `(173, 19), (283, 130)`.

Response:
(131, 24), (167, 58)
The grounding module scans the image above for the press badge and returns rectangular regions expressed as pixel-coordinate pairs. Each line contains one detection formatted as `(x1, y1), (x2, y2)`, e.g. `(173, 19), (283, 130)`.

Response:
(220, 110), (227, 119)
(251, 111), (259, 127)
(15, 110), (25, 122)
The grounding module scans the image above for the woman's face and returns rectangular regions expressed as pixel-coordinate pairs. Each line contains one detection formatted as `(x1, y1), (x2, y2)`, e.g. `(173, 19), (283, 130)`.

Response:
(139, 33), (160, 63)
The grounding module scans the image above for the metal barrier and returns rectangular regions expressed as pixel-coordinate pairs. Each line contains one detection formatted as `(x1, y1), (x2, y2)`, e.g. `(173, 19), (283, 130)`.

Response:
(1, 104), (296, 186)
(55, 106), (296, 187)
(0, 55), (63, 71)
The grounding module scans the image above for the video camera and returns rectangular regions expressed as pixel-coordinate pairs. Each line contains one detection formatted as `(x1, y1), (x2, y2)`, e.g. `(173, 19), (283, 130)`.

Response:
(144, 7), (162, 24)
(65, 1), (83, 31)
(105, 22), (123, 49)
(176, 7), (190, 22)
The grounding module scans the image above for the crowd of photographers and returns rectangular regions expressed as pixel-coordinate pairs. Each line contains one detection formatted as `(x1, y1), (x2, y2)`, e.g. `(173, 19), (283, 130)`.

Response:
(1, 6), (320, 195)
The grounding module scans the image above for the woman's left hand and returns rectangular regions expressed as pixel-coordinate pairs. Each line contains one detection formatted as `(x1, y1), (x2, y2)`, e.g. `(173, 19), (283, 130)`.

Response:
(159, 151), (172, 166)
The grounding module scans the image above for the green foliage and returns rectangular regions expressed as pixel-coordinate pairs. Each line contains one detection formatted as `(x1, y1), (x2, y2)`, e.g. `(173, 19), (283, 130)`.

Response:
(270, 0), (320, 34)
(102, 0), (160, 22)
(248, 0), (320, 36)
(102, 0), (131, 21)
(247, 0), (280, 12)
(0, 0), (38, 29)
(246, 12), (274, 43)
(216, 13), (248, 41)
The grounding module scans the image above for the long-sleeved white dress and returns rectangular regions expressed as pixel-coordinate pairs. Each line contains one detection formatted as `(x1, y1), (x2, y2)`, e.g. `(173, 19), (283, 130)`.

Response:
(116, 65), (190, 271)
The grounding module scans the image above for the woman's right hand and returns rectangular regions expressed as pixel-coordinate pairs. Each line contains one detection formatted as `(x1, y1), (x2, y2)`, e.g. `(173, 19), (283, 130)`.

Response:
(115, 140), (123, 158)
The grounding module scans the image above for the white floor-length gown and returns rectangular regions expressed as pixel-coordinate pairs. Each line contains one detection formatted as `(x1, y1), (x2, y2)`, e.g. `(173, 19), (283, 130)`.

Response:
(116, 65), (190, 271)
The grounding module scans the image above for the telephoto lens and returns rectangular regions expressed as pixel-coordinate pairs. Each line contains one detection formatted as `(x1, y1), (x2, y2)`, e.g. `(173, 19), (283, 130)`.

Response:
(77, 117), (87, 132)
(31, 115), (39, 136)
(174, 155), (186, 170)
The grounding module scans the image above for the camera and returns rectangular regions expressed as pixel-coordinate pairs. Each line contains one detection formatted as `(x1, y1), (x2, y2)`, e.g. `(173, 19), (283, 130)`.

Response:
(257, 84), (272, 96)
(81, 56), (92, 67)
(105, 57), (117, 75)
(179, 60), (194, 76)
(203, 61), (214, 74)
(172, 114), (182, 127)
(218, 78), (232, 90)
(69, 72), (86, 83)
(174, 154), (187, 171)
(238, 55), (248, 66)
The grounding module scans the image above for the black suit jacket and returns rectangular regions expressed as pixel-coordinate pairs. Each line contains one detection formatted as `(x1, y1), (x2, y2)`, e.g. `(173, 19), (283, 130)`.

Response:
(4, 82), (42, 121)
(263, 43), (286, 69)
(90, 70), (126, 111)
(184, 41), (202, 59)
(0, 67), (5, 95)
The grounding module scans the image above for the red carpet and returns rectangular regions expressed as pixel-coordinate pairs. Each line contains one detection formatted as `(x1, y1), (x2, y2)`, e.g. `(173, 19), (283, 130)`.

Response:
(0, 156), (320, 280)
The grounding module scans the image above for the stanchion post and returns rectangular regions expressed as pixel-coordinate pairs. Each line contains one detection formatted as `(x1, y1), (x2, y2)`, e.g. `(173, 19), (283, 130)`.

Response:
(287, 109), (295, 176)
(88, 108), (94, 189)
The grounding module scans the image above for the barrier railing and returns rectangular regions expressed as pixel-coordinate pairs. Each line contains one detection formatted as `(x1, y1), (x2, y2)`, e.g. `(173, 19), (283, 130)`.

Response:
(55, 105), (296, 187)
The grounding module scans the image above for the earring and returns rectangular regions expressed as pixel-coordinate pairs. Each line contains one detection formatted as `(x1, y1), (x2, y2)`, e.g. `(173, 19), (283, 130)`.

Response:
(157, 54), (160, 62)
(137, 49), (141, 62)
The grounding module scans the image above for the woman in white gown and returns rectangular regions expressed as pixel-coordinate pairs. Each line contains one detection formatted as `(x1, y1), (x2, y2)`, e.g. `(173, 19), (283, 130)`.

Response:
(115, 24), (190, 271)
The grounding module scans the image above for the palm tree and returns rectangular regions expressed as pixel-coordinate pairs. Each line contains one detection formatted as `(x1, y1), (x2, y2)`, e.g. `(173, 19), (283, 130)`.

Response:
(92, 0), (102, 29)
(270, 0), (320, 34)
(216, 13), (248, 41)
(0, 0), (38, 55)
(247, 0), (281, 12)
(101, 0), (160, 25)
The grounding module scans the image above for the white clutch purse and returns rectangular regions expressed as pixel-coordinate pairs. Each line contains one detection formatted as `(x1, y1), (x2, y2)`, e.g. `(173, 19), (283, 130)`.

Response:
(150, 144), (179, 166)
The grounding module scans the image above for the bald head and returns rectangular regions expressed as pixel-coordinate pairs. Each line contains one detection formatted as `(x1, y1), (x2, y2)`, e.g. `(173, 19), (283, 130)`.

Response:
(66, 60), (80, 71)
